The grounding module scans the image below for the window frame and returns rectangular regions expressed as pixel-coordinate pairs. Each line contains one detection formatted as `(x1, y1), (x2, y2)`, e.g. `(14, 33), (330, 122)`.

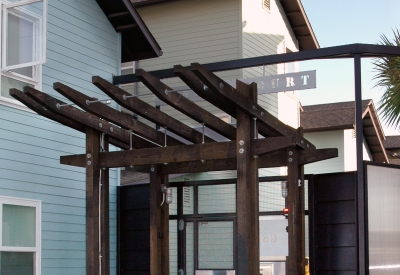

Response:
(2, 0), (47, 71)
(0, 0), (46, 109)
(0, 196), (42, 275)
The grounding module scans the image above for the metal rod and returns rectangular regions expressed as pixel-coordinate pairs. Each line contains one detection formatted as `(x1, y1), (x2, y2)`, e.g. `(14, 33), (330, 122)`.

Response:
(263, 65), (266, 76)
(130, 131), (163, 147)
(123, 93), (154, 100)
(253, 118), (257, 139)
(129, 131), (133, 150)
(202, 123), (205, 144)
(164, 127), (167, 147)
(56, 102), (75, 109)
(86, 99), (112, 105)
(354, 53), (366, 274)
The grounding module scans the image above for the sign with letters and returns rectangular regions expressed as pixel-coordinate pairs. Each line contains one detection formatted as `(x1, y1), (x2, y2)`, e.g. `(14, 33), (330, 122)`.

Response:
(156, 70), (316, 106)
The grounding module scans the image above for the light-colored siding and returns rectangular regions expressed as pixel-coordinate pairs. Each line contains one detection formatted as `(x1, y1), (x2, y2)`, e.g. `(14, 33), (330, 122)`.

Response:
(0, 0), (120, 274)
(343, 129), (372, 172)
(242, 0), (299, 120)
(304, 130), (344, 174)
(241, 0), (300, 177)
(136, 0), (241, 127)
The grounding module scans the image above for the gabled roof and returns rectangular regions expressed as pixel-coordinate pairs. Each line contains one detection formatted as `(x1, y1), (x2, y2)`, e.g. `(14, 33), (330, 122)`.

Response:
(383, 135), (400, 150)
(130, 0), (319, 50)
(279, 0), (319, 50)
(301, 100), (389, 163)
(96, 0), (162, 62)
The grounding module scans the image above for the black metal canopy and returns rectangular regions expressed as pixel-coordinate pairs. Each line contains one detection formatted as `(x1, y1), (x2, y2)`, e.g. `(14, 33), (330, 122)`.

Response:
(114, 43), (400, 84)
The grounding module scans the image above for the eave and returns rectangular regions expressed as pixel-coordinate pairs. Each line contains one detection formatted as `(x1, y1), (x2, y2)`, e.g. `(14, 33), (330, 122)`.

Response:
(96, 0), (162, 62)
(279, 0), (319, 50)
(130, 0), (319, 51)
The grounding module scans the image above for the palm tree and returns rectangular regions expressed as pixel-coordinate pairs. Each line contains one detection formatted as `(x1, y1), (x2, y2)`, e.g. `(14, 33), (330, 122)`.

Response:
(374, 28), (400, 128)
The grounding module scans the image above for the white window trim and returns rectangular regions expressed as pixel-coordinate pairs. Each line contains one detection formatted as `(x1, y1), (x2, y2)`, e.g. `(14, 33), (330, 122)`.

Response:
(2, 0), (47, 71)
(0, 0), (46, 109)
(0, 196), (41, 275)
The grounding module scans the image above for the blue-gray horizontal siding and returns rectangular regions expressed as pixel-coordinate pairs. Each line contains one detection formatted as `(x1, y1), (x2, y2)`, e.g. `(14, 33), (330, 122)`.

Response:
(0, 0), (120, 274)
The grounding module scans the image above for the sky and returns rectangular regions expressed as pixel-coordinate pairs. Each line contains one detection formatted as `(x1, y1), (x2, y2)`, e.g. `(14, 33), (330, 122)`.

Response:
(298, 0), (400, 135)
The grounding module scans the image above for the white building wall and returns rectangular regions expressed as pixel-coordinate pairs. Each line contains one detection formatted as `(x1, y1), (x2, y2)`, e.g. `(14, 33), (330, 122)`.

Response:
(343, 129), (357, 172)
(343, 129), (372, 171)
(304, 130), (344, 174)
(136, 0), (241, 127)
(241, 0), (300, 177)
(135, 0), (302, 179)
(241, 0), (299, 123)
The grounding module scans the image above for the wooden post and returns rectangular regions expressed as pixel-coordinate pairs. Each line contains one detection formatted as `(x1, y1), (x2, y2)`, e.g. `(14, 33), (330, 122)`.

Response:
(101, 135), (110, 275)
(150, 165), (169, 275)
(286, 128), (305, 275)
(86, 128), (101, 275)
(236, 80), (259, 275)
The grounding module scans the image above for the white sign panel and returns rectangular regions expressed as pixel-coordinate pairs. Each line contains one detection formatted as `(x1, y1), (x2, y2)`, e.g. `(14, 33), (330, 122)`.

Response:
(259, 219), (288, 257)
(156, 70), (316, 106)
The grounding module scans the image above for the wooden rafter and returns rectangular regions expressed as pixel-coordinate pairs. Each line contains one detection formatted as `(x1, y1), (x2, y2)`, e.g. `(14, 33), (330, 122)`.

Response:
(174, 65), (277, 138)
(23, 86), (154, 148)
(10, 89), (130, 150)
(191, 63), (315, 149)
(53, 82), (183, 147)
(92, 76), (205, 144)
(136, 69), (235, 141)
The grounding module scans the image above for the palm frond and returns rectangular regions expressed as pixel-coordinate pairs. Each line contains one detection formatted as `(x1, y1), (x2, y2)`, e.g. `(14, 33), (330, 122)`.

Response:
(374, 27), (400, 128)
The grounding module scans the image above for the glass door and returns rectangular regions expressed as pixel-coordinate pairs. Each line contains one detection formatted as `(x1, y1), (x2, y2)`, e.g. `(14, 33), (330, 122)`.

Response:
(183, 219), (235, 275)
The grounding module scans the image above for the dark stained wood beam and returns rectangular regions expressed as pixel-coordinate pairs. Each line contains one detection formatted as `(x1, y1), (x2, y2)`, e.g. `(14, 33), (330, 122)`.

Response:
(149, 165), (169, 275)
(286, 145), (305, 275)
(174, 65), (277, 138)
(60, 136), (304, 168)
(107, 11), (129, 18)
(116, 23), (137, 31)
(173, 65), (237, 121)
(23, 86), (154, 149)
(92, 76), (204, 144)
(54, 82), (182, 147)
(135, 69), (233, 141)
(160, 148), (338, 174)
(236, 80), (259, 275)
(100, 136), (110, 275)
(298, 148), (338, 165)
(11, 89), (130, 149)
(191, 63), (316, 150)
(86, 128), (101, 275)
(61, 146), (338, 171)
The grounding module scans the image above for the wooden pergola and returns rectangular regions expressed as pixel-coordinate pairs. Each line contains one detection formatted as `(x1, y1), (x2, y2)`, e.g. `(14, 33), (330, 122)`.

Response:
(11, 63), (337, 275)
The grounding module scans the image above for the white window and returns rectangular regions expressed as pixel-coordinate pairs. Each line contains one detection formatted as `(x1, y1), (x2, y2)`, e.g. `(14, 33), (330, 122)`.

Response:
(0, 0), (47, 108)
(0, 196), (41, 275)
(120, 61), (137, 95)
